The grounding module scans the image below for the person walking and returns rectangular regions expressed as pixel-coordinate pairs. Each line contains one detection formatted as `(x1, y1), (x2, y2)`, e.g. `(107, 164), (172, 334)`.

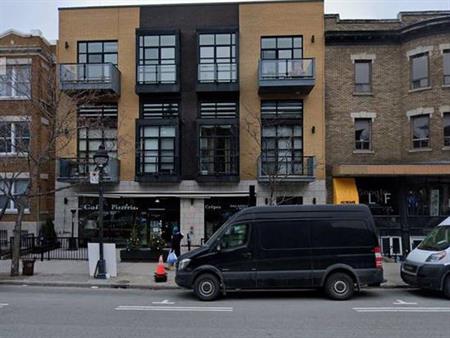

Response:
(187, 226), (194, 251)
(171, 226), (184, 257)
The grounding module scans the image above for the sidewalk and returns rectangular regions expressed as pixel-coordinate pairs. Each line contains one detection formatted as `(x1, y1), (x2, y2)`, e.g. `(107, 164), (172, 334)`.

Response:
(0, 260), (407, 289)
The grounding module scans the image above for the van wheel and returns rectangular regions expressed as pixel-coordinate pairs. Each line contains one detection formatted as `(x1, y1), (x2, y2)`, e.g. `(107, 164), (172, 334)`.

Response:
(324, 272), (355, 300)
(444, 276), (450, 299)
(194, 273), (221, 301)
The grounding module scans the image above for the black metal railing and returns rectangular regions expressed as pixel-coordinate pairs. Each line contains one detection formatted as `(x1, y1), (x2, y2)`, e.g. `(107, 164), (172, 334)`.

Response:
(198, 154), (239, 176)
(59, 63), (119, 84)
(258, 155), (315, 179)
(57, 157), (120, 183)
(198, 63), (237, 83)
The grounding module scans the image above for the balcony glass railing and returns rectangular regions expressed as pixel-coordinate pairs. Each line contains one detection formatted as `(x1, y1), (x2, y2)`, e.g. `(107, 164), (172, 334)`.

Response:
(59, 63), (118, 83)
(57, 157), (119, 183)
(137, 64), (176, 84)
(198, 63), (237, 83)
(259, 59), (314, 80)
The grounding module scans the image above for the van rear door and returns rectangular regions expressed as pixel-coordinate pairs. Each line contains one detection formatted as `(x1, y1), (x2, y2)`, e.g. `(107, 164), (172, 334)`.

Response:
(256, 220), (312, 288)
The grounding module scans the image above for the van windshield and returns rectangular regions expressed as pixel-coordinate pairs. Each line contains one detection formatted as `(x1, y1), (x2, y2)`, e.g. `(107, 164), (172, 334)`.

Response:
(204, 213), (238, 247)
(418, 226), (450, 251)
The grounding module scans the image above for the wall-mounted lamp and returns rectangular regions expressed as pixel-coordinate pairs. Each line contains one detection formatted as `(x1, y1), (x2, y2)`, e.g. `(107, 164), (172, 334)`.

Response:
(65, 41), (69, 49)
(311, 126), (316, 134)
(311, 35), (315, 43)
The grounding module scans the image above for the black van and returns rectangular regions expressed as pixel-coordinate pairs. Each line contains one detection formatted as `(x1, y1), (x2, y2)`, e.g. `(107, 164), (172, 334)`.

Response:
(175, 205), (383, 301)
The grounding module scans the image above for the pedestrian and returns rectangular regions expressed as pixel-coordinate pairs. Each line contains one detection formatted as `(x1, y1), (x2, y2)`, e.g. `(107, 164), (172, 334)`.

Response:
(171, 226), (184, 257)
(187, 226), (194, 251)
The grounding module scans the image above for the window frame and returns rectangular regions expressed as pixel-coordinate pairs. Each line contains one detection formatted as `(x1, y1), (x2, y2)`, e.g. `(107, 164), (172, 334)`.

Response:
(444, 113), (450, 147)
(354, 118), (372, 151)
(77, 40), (118, 65)
(0, 62), (32, 99)
(410, 52), (430, 90)
(444, 50), (450, 86)
(411, 114), (430, 149)
(0, 120), (30, 156)
(260, 35), (303, 60)
(354, 60), (372, 93)
(0, 179), (30, 212)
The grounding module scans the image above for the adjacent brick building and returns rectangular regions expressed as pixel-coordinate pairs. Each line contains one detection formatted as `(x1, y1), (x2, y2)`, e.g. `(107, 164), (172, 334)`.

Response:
(325, 12), (450, 256)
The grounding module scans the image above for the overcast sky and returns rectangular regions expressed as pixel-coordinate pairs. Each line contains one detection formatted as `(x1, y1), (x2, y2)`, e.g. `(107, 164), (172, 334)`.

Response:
(1, 0), (450, 41)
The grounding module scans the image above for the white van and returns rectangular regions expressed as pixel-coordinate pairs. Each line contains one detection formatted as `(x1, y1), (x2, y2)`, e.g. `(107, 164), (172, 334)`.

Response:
(401, 217), (450, 298)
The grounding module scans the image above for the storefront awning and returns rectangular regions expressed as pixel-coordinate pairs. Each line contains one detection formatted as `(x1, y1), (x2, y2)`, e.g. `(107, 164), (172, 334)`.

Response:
(333, 164), (450, 177)
(333, 178), (359, 204)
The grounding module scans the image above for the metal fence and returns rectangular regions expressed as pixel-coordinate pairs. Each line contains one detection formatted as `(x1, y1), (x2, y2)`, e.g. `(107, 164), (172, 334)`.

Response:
(3, 236), (88, 261)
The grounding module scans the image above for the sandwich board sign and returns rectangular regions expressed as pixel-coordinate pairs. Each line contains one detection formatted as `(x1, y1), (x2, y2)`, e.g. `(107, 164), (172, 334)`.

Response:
(89, 170), (99, 184)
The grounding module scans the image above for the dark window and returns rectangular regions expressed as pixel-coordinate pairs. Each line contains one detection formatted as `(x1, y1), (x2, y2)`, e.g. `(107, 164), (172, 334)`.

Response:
(220, 223), (249, 249)
(199, 125), (237, 176)
(261, 101), (303, 176)
(78, 104), (118, 160)
(261, 36), (303, 60)
(444, 50), (450, 86)
(444, 113), (450, 147)
(142, 102), (179, 119)
(137, 34), (176, 84)
(354, 60), (372, 93)
(411, 115), (430, 149)
(355, 118), (371, 150)
(0, 179), (30, 211)
(78, 41), (118, 65)
(200, 102), (238, 119)
(311, 220), (375, 248)
(138, 125), (176, 174)
(0, 62), (31, 98)
(259, 220), (309, 249)
(198, 33), (237, 83)
(410, 53), (429, 89)
(0, 121), (30, 154)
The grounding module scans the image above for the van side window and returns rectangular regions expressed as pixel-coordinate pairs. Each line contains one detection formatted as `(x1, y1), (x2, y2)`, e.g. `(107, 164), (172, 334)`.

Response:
(310, 220), (375, 248)
(221, 224), (249, 249)
(259, 220), (310, 250)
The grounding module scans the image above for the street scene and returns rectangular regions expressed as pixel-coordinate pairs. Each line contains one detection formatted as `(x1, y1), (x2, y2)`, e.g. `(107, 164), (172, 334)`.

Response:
(1, 0), (450, 336)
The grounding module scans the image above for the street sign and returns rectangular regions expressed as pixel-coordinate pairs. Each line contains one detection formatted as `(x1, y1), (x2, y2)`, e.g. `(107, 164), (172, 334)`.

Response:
(89, 170), (99, 184)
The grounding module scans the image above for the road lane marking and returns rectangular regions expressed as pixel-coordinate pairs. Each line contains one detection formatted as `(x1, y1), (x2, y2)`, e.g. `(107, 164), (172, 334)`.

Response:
(152, 299), (175, 305)
(354, 307), (450, 313)
(393, 299), (417, 305)
(115, 305), (233, 312)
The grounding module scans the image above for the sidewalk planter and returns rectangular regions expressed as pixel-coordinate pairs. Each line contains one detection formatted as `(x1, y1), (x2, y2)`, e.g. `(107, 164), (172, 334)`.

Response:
(22, 258), (36, 276)
(120, 248), (169, 262)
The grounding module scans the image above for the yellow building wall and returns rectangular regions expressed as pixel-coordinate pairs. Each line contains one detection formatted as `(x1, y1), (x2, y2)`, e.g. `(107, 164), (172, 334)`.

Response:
(239, 1), (325, 180)
(57, 7), (139, 180)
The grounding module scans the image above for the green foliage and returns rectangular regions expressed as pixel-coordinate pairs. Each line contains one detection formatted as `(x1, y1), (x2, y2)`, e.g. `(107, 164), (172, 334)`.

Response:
(150, 232), (166, 253)
(41, 218), (56, 240)
(128, 223), (142, 249)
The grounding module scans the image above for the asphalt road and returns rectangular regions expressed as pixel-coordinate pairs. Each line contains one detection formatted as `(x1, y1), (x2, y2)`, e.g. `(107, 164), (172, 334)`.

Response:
(0, 286), (449, 338)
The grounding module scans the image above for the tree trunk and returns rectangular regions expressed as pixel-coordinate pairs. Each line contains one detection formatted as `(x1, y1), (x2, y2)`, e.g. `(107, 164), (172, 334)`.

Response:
(10, 204), (25, 277)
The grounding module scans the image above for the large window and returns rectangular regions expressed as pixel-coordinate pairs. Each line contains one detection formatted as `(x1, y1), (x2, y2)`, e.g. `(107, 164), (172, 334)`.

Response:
(354, 118), (371, 150)
(444, 50), (450, 86)
(138, 125), (176, 175)
(354, 60), (372, 93)
(410, 53), (429, 89)
(411, 115), (430, 149)
(198, 32), (237, 83)
(261, 36), (303, 60)
(0, 179), (29, 211)
(137, 34), (176, 84)
(444, 113), (450, 147)
(78, 41), (118, 65)
(0, 121), (30, 155)
(78, 105), (117, 161)
(261, 100), (303, 176)
(0, 59), (31, 98)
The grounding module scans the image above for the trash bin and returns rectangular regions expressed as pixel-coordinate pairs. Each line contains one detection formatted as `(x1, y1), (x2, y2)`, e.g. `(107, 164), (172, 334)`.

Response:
(22, 258), (36, 276)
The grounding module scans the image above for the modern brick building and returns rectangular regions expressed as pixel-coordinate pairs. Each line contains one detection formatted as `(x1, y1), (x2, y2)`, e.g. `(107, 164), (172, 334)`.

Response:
(325, 12), (450, 256)
(55, 1), (325, 247)
(0, 30), (55, 242)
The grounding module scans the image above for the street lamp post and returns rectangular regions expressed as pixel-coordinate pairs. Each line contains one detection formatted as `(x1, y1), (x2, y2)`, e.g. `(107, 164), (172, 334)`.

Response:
(93, 144), (109, 279)
(68, 208), (78, 250)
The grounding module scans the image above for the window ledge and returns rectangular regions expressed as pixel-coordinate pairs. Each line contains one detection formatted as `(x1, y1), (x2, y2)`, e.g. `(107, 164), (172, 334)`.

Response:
(442, 146), (450, 151)
(409, 148), (432, 153)
(408, 86), (432, 93)
(442, 84), (450, 89)
(0, 96), (29, 101)
(353, 150), (375, 154)
(4, 209), (31, 215)
(0, 152), (29, 158)
(352, 92), (373, 96)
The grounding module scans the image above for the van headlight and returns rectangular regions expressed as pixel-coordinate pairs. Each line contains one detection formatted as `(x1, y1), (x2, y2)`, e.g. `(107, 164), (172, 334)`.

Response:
(178, 258), (191, 270)
(426, 251), (447, 262)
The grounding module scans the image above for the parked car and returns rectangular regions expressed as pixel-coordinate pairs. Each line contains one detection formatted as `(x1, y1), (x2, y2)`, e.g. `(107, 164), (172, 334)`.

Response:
(401, 218), (450, 298)
(175, 205), (383, 301)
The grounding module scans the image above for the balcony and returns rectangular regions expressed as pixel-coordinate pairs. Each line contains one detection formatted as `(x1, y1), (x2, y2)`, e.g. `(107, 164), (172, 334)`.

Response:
(197, 63), (239, 92)
(257, 155), (315, 183)
(59, 63), (121, 96)
(135, 154), (180, 183)
(258, 58), (315, 94)
(136, 64), (179, 94)
(197, 155), (239, 183)
(57, 158), (120, 183)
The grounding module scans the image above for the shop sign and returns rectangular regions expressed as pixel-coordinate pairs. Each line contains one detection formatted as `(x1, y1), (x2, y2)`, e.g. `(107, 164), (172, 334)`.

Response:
(80, 202), (139, 211)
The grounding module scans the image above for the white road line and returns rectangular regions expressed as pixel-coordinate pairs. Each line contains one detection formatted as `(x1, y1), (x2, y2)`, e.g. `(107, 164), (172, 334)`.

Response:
(353, 307), (450, 313)
(115, 305), (233, 312)
(152, 299), (175, 305)
(393, 299), (418, 305)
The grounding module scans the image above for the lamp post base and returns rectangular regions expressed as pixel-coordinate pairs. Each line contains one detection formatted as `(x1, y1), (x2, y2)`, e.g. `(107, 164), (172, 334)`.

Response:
(95, 259), (107, 279)
(68, 237), (78, 251)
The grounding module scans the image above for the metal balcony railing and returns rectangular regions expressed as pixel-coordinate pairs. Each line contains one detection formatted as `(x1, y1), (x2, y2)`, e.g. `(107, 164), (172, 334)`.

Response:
(257, 155), (315, 182)
(137, 64), (177, 84)
(57, 157), (120, 183)
(135, 154), (179, 178)
(259, 58), (315, 80)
